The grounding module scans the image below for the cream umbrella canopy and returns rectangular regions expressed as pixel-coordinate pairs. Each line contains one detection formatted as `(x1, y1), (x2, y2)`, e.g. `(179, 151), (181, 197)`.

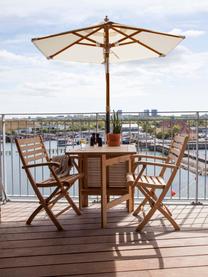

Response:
(32, 16), (185, 133)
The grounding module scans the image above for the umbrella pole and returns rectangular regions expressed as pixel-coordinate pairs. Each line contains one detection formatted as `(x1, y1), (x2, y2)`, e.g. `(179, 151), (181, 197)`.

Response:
(104, 18), (110, 135)
(105, 58), (110, 134)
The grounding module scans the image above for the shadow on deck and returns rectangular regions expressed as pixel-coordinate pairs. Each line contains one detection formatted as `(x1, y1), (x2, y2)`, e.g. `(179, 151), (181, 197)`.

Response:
(1, 202), (208, 276)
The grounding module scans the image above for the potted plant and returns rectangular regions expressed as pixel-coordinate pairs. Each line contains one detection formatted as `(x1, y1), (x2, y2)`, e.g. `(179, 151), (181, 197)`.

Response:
(107, 110), (122, 146)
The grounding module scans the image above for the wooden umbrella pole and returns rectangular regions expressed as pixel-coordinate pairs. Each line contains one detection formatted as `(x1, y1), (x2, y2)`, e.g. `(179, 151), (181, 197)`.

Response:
(104, 17), (110, 134)
(105, 57), (110, 134)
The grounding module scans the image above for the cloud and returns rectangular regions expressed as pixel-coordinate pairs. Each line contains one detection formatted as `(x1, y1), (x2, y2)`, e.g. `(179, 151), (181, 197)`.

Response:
(170, 28), (206, 38)
(1, 0), (208, 23)
(0, 1), (208, 113)
(0, 43), (208, 113)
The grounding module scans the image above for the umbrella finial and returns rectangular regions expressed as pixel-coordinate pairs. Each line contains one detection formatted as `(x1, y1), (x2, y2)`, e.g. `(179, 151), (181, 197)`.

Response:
(104, 16), (109, 22)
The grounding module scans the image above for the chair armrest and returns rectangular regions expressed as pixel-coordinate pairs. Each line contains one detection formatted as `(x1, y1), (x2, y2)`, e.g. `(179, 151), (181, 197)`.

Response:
(68, 154), (80, 159)
(23, 162), (60, 169)
(131, 154), (167, 161)
(105, 154), (131, 167)
(65, 153), (83, 173)
(65, 153), (82, 161)
(137, 161), (178, 169)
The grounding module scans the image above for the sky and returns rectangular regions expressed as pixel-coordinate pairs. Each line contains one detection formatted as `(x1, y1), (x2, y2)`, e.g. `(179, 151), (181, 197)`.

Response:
(0, 0), (208, 114)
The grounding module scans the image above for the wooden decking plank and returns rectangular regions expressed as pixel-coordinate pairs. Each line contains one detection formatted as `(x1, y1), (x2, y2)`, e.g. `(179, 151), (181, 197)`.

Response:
(1, 236), (208, 259)
(1, 255), (208, 277)
(1, 202), (208, 277)
(81, 266), (208, 277)
(1, 218), (208, 236)
(1, 209), (208, 228)
(1, 204), (208, 233)
(1, 224), (208, 243)
(2, 231), (208, 250)
(1, 245), (208, 269)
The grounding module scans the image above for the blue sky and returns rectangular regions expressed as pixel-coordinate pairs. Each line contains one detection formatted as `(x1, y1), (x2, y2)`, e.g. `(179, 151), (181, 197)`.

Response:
(0, 0), (208, 113)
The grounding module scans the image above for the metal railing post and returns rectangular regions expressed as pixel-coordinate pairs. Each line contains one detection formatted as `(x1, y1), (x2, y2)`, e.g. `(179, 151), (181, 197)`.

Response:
(0, 114), (8, 204)
(0, 115), (2, 204)
(96, 113), (98, 133)
(191, 112), (202, 205)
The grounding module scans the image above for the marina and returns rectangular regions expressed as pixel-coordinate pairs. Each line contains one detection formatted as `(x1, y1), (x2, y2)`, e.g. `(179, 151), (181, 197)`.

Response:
(1, 137), (207, 202)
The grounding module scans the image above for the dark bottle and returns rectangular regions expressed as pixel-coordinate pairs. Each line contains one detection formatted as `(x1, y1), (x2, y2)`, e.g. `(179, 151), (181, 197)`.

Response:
(90, 133), (96, 146)
(96, 133), (102, 147)
(96, 133), (100, 144)
(98, 137), (103, 147)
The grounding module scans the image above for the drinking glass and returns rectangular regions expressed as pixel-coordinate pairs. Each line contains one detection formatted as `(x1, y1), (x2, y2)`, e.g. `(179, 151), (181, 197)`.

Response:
(80, 138), (86, 149)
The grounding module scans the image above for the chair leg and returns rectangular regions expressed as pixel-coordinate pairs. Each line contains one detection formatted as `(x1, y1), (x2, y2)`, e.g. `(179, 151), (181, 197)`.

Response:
(134, 186), (172, 217)
(136, 202), (159, 232)
(145, 189), (173, 217)
(43, 205), (63, 231)
(158, 205), (180, 230)
(26, 201), (63, 231)
(136, 198), (173, 232)
(26, 204), (43, 225)
(133, 198), (147, 216)
(27, 200), (63, 231)
(65, 192), (81, 215)
(133, 187), (155, 216)
(162, 204), (172, 216)
(26, 187), (60, 225)
(136, 186), (179, 232)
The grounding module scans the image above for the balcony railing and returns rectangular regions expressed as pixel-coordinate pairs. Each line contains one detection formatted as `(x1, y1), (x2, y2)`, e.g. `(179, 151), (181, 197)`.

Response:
(0, 111), (208, 204)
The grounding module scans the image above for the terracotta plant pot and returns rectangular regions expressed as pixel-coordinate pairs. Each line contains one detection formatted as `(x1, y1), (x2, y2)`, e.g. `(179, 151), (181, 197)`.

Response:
(107, 133), (121, 146)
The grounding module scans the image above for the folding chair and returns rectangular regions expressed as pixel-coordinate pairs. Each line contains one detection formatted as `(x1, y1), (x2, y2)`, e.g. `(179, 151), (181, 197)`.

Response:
(101, 154), (134, 228)
(15, 135), (82, 231)
(128, 134), (189, 231)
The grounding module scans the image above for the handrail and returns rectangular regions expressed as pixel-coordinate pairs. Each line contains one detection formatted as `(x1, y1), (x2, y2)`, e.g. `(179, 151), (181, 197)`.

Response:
(1, 111), (208, 204)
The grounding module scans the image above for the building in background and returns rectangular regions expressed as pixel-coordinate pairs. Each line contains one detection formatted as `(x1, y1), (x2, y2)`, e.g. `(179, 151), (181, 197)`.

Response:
(143, 109), (150, 117)
(151, 109), (158, 117)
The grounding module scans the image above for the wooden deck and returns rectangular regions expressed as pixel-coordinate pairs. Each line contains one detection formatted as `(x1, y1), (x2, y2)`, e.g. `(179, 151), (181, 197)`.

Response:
(1, 201), (208, 276)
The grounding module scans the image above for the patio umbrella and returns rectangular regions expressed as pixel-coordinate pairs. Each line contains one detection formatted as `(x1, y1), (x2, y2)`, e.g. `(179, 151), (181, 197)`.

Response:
(32, 16), (185, 133)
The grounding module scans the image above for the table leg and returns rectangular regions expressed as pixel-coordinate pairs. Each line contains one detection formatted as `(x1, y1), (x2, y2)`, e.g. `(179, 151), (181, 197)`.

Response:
(101, 155), (107, 228)
(127, 185), (134, 212)
(81, 155), (88, 207)
(82, 195), (88, 207)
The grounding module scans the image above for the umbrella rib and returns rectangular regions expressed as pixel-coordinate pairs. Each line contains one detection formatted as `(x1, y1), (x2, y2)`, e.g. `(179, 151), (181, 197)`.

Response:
(111, 26), (164, 57)
(118, 41), (137, 46)
(78, 42), (98, 47)
(112, 23), (185, 39)
(32, 23), (105, 41)
(72, 31), (104, 47)
(111, 29), (142, 47)
(48, 27), (103, 59)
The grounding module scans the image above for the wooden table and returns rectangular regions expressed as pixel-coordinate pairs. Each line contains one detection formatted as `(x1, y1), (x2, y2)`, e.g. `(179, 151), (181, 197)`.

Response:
(66, 144), (137, 227)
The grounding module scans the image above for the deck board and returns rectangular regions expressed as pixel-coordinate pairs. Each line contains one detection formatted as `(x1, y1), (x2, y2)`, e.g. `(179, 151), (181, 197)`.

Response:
(1, 202), (208, 276)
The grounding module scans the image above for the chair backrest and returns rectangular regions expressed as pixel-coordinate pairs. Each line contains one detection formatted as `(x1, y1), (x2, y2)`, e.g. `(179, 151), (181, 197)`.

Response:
(159, 134), (189, 178)
(15, 135), (49, 167)
(15, 136), (49, 191)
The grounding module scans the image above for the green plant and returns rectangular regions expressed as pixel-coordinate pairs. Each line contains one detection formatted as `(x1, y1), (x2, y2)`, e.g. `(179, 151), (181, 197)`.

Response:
(111, 110), (122, 134)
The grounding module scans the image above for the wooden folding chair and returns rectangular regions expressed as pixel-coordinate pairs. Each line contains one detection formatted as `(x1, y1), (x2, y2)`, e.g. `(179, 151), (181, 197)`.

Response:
(101, 154), (134, 227)
(15, 135), (82, 231)
(127, 134), (189, 231)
